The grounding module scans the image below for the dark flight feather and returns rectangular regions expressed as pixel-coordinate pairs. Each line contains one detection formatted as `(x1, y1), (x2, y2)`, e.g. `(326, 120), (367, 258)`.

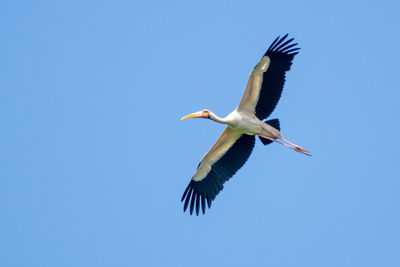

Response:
(255, 35), (299, 121)
(258, 119), (280, 145)
(181, 134), (255, 215)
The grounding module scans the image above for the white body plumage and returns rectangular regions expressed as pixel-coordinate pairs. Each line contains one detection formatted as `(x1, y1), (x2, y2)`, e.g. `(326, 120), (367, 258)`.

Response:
(224, 110), (282, 139)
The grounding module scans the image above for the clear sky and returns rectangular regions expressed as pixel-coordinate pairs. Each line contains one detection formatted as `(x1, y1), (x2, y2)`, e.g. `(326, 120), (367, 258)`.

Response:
(1, 0), (399, 266)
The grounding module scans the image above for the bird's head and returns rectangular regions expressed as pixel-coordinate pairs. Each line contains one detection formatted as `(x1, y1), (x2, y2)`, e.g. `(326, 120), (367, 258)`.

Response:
(181, 109), (211, 120)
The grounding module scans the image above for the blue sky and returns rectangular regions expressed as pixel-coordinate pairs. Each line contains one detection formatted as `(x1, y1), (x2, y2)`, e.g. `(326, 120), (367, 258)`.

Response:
(1, 0), (399, 266)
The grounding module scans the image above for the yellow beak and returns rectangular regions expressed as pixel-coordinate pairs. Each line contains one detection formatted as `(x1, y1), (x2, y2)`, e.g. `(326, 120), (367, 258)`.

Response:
(181, 111), (204, 120)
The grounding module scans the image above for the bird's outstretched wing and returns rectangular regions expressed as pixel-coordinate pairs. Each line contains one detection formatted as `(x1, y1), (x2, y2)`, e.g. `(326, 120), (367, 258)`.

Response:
(181, 128), (255, 215)
(237, 34), (299, 120)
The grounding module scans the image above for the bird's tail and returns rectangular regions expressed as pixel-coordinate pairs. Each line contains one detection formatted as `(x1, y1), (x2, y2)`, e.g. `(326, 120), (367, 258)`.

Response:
(258, 119), (280, 145)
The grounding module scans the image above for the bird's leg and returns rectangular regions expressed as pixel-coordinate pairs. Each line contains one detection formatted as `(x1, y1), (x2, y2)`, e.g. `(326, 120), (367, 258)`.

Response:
(256, 133), (311, 156)
(259, 125), (311, 156)
(257, 134), (297, 150)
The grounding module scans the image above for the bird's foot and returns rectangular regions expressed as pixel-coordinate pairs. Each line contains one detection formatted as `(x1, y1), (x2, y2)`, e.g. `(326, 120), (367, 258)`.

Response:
(293, 145), (311, 156)
(281, 137), (311, 156)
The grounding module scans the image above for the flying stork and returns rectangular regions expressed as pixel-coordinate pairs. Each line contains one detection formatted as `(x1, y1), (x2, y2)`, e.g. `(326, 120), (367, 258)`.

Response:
(181, 34), (310, 215)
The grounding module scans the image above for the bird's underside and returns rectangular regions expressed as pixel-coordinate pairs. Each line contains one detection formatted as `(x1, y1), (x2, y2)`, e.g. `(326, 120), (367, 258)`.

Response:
(180, 34), (310, 215)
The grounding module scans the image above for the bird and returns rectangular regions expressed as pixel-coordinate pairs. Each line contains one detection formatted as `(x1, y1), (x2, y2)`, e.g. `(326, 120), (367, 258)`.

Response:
(180, 34), (310, 215)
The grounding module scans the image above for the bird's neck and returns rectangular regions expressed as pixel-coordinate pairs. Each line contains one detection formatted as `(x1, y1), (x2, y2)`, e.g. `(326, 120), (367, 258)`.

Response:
(209, 112), (229, 124)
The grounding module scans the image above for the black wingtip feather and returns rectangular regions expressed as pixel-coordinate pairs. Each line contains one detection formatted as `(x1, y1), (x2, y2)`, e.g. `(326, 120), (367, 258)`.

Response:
(284, 48), (300, 54)
(206, 197), (212, 208)
(267, 36), (280, 51)
(181, 134), (256, 216)
(181, 184), (190, 202)
(195, 194), (200, 216)
(255, 34), (300, 120)
(280, 43), (298, 52)
(270, 34), (288, 51)
(201, 196), (206, 214)
(183, 186), (193, 212)
(189, 189), (196, 215)
(276, 38), (294, 51)
(267, 34), (300, 56)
